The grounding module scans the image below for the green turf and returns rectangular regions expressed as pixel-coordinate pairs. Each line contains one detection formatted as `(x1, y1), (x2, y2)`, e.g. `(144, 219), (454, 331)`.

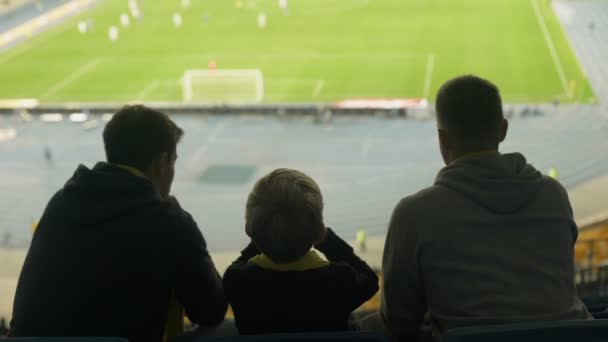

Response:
(0, 0), (596, 103)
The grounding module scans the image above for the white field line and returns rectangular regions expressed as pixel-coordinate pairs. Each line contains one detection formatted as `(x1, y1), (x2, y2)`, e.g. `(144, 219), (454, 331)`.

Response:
(187, 122), (227, 171)
(312, 80), (325, 98)
(136, 81), (161, 101)
(531, 0), (570, 97)
(265, 79), (317, 84)
(423, 53), (435, 99)
(40, 57), (104, 99)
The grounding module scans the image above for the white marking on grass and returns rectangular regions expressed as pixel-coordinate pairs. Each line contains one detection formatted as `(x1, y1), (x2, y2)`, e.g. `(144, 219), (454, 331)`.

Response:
(531, 0), (570, 97)
(136, 81), (161, 101)
(266, 79), (317, 84)
(40, 57), (104, 99)
(423, 54), (435, 99)
(312, 80), (325, 98)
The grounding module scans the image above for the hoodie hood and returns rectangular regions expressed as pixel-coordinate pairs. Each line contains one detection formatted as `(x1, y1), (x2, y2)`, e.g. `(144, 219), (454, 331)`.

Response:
(60, 162), (162, 225)
(435, 153), (543, 214)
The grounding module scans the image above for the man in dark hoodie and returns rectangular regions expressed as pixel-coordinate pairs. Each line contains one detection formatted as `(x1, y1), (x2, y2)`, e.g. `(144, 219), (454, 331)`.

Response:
(379, 75), (590, 340)
(9, 105), (227, 342)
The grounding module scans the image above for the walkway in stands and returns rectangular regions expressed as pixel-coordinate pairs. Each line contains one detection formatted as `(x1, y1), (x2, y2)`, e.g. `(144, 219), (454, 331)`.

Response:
(0, 0), (32, 16)
(0, 0), (69, 33)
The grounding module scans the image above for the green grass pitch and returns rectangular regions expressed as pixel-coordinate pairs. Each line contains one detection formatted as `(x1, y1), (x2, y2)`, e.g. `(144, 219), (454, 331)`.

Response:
(0, 0), (596, 103)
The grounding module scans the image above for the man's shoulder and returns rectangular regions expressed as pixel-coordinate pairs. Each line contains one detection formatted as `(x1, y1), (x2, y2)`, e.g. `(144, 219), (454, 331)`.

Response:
(394, 185), (451, 215)
(154, 198), (199, 233)
(539, 174), (569, 195)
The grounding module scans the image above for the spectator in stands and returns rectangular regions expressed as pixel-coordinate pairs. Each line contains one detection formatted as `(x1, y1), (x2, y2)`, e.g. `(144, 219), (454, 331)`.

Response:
(377, 75), (591, 340)
(0, 317), (8, 337)
(224, 168), (379, 334)
(9, 105), (227, 342)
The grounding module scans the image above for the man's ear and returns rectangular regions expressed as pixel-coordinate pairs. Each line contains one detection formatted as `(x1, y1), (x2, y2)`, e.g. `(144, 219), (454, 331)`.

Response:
(158, 152), (170, 165)
(498, 119), (508, 143)
(144, 157), (159, 177)
(438, 129), (450, 151)
(245, 221), (253, 238)
(155, 152), (172, 174)
(438, 129), (452, 165)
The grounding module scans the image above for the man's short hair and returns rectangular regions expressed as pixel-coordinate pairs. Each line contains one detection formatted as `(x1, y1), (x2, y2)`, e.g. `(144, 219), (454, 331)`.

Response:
(436, 75), (504, 145)
(103, 105), (184, 171)
(246, 168), (324, 263)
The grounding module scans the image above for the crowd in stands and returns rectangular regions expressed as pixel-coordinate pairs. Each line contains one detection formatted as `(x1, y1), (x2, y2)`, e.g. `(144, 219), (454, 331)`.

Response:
(3, 75), (593, 341)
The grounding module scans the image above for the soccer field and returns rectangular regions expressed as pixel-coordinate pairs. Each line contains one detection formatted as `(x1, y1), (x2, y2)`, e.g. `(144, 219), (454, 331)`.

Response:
(0, 0), (596, 103)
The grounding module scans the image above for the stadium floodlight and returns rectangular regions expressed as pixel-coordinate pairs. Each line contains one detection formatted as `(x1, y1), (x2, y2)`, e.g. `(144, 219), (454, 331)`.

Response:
(182, 69), (264, 104)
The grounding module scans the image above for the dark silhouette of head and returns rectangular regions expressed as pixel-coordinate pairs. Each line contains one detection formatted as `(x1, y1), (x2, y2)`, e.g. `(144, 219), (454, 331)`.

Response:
(245, 168), (325, 263)
(435, 75), (508, 164)
(103, 105), (184, 198)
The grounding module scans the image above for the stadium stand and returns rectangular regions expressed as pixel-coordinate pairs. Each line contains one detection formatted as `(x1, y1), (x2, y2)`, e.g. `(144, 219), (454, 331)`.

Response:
(1, 107), (608, 251)
(0, 2), (606, 340)
(0, 0), (32, 16)
(0, 0), (68, 33)
(0, 316), (8, 337)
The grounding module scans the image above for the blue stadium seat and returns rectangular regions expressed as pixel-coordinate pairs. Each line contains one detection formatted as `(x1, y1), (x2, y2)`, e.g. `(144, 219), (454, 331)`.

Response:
(7, 338), (129, 342)
(583, 296), (608, 313)
(190, 331), (388, 342)
(443, 319), (608, 342)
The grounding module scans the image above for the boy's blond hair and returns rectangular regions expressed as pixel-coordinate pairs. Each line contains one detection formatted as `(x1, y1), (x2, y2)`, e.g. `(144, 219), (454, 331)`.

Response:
(246, 168), (324, 263)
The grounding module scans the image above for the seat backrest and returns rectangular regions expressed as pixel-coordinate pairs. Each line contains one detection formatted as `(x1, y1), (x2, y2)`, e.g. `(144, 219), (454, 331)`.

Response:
(8, 338), (130, 342)
(192, 331), (388, 342)
(443, 320), (608, 342)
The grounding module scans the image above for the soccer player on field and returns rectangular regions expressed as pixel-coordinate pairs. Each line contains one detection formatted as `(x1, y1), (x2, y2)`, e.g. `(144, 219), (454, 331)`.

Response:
(257, 12), (267, 29)
(279, 0), (288, 15)
(208, 60), (217, 72)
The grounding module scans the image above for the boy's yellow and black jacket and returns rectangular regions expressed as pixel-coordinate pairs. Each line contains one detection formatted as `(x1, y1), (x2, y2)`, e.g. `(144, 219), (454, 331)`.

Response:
(223, 228), (379, 334)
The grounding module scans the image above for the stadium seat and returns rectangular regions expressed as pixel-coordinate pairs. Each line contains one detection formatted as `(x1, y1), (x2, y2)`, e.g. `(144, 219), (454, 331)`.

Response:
(443, 319), (608, 342)
(190, 331), (388, 342)
(582, 296), (608, 313)
(580, 296), (608, 319)
(7, 338), (129, 342)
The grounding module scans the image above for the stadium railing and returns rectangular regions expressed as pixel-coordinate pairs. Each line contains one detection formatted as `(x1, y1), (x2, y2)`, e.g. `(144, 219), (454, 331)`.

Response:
(442, 319), (608, 342)
(188, 332), (388, 342)
(4, 338), (129, 342)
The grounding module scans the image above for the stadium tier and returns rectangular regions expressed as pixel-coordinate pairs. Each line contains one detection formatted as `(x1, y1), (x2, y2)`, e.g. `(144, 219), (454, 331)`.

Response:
(0, 105), (607, 250)
(2, 0), (608, 340)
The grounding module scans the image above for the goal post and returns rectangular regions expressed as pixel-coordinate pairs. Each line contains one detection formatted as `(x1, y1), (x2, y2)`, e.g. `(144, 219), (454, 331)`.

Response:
(182, 69), (264, 103)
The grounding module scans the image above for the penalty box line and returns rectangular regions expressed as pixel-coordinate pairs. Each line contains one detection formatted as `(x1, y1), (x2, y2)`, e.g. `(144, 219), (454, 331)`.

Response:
(40, 57), (105, 100)
(423, 54), (436, 100)
(135, 80), (179, 101)
(530, 0), (570, 97)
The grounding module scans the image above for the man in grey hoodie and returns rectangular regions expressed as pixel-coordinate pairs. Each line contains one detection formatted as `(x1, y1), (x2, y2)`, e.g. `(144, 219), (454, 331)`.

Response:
(380, 75), (590, 340)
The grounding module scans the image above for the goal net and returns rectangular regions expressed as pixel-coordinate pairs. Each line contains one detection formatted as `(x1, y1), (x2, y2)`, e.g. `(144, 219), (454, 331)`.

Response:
(182, 69), (264, 103)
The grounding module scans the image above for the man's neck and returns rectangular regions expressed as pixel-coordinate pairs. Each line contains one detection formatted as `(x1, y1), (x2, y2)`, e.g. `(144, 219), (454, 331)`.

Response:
(450, 149), (499, 164)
